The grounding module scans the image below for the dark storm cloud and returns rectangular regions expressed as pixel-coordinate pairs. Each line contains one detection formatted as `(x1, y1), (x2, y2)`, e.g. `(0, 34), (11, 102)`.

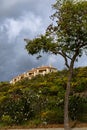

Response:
(0, 0), (54, 22)
(0, 0), (56, 81)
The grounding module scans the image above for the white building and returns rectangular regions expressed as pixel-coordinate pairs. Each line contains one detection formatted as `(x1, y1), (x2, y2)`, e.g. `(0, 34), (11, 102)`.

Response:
(10, 66), (58, 84)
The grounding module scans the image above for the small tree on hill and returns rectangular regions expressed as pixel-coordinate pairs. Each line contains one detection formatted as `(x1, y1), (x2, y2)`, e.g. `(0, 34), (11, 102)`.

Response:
(24, 0), (87, 130)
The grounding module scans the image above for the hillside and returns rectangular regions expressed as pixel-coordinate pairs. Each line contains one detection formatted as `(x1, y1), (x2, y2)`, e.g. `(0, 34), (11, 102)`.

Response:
(0, 66), (87, 128)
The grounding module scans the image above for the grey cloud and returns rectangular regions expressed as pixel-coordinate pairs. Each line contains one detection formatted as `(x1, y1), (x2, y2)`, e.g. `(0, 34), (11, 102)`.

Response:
(1, 13), (42, 42)
(0, 0), (55, 21)
(0, 0), (55, 81)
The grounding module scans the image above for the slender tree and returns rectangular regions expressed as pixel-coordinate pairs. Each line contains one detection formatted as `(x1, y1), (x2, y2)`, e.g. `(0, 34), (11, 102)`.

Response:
(25, 0), (87, 129)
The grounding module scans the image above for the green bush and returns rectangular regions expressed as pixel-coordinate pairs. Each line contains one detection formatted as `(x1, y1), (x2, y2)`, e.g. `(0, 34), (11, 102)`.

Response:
(41, 109), (64, 124)
(31, 119), (41, 126)
(69, 96), (83, 120)
(1, 115), (12, 125)
(78, 103), (87, 122)
(75, 82), (87, 92)
(69, 96), (87, 122)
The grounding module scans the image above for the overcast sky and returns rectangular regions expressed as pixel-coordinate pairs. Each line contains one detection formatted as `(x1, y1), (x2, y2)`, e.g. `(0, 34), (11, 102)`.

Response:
(0, 0), (87, 82)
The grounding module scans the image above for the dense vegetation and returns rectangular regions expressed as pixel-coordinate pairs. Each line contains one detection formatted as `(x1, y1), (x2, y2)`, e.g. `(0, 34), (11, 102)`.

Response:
(0, 66), (87, 127)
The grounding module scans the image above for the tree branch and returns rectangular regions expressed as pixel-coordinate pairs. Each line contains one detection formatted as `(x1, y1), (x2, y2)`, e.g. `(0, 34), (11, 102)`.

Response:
(55, 51), (70, 69)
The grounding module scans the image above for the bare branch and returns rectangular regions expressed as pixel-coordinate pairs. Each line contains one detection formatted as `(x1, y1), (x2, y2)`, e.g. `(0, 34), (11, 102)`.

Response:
(55, 51), (70, 69)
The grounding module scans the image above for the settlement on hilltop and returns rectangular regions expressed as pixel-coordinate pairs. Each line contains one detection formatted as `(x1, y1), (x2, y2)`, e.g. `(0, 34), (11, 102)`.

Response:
(10, 65), (58, 84)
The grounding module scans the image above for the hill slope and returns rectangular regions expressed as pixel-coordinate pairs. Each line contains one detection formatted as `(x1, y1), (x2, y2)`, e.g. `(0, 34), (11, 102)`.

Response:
(0, 66), (87, 127)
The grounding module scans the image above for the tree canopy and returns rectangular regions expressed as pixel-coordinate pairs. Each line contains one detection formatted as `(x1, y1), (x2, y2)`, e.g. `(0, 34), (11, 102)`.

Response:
(25, 0), (87, 68)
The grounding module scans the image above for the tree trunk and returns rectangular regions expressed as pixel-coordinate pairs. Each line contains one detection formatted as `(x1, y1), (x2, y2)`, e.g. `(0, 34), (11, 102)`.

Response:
(64, 67), (73, 130)
(64, 50), (79, 130)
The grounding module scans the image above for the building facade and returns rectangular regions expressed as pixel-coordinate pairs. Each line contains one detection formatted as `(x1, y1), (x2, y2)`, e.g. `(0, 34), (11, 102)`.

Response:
(10, 66), (58, 84)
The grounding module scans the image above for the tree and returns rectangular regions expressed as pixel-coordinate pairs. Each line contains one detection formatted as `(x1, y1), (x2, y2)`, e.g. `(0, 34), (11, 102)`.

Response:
(24, 0), (87, 130)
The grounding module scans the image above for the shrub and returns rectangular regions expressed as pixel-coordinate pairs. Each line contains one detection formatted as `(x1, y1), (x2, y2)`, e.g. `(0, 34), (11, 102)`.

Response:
(78, 103), (87, 122)
(1, 115), (12, 125)
(69, 96), (86, 121)
(41, 109), (64, 124)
